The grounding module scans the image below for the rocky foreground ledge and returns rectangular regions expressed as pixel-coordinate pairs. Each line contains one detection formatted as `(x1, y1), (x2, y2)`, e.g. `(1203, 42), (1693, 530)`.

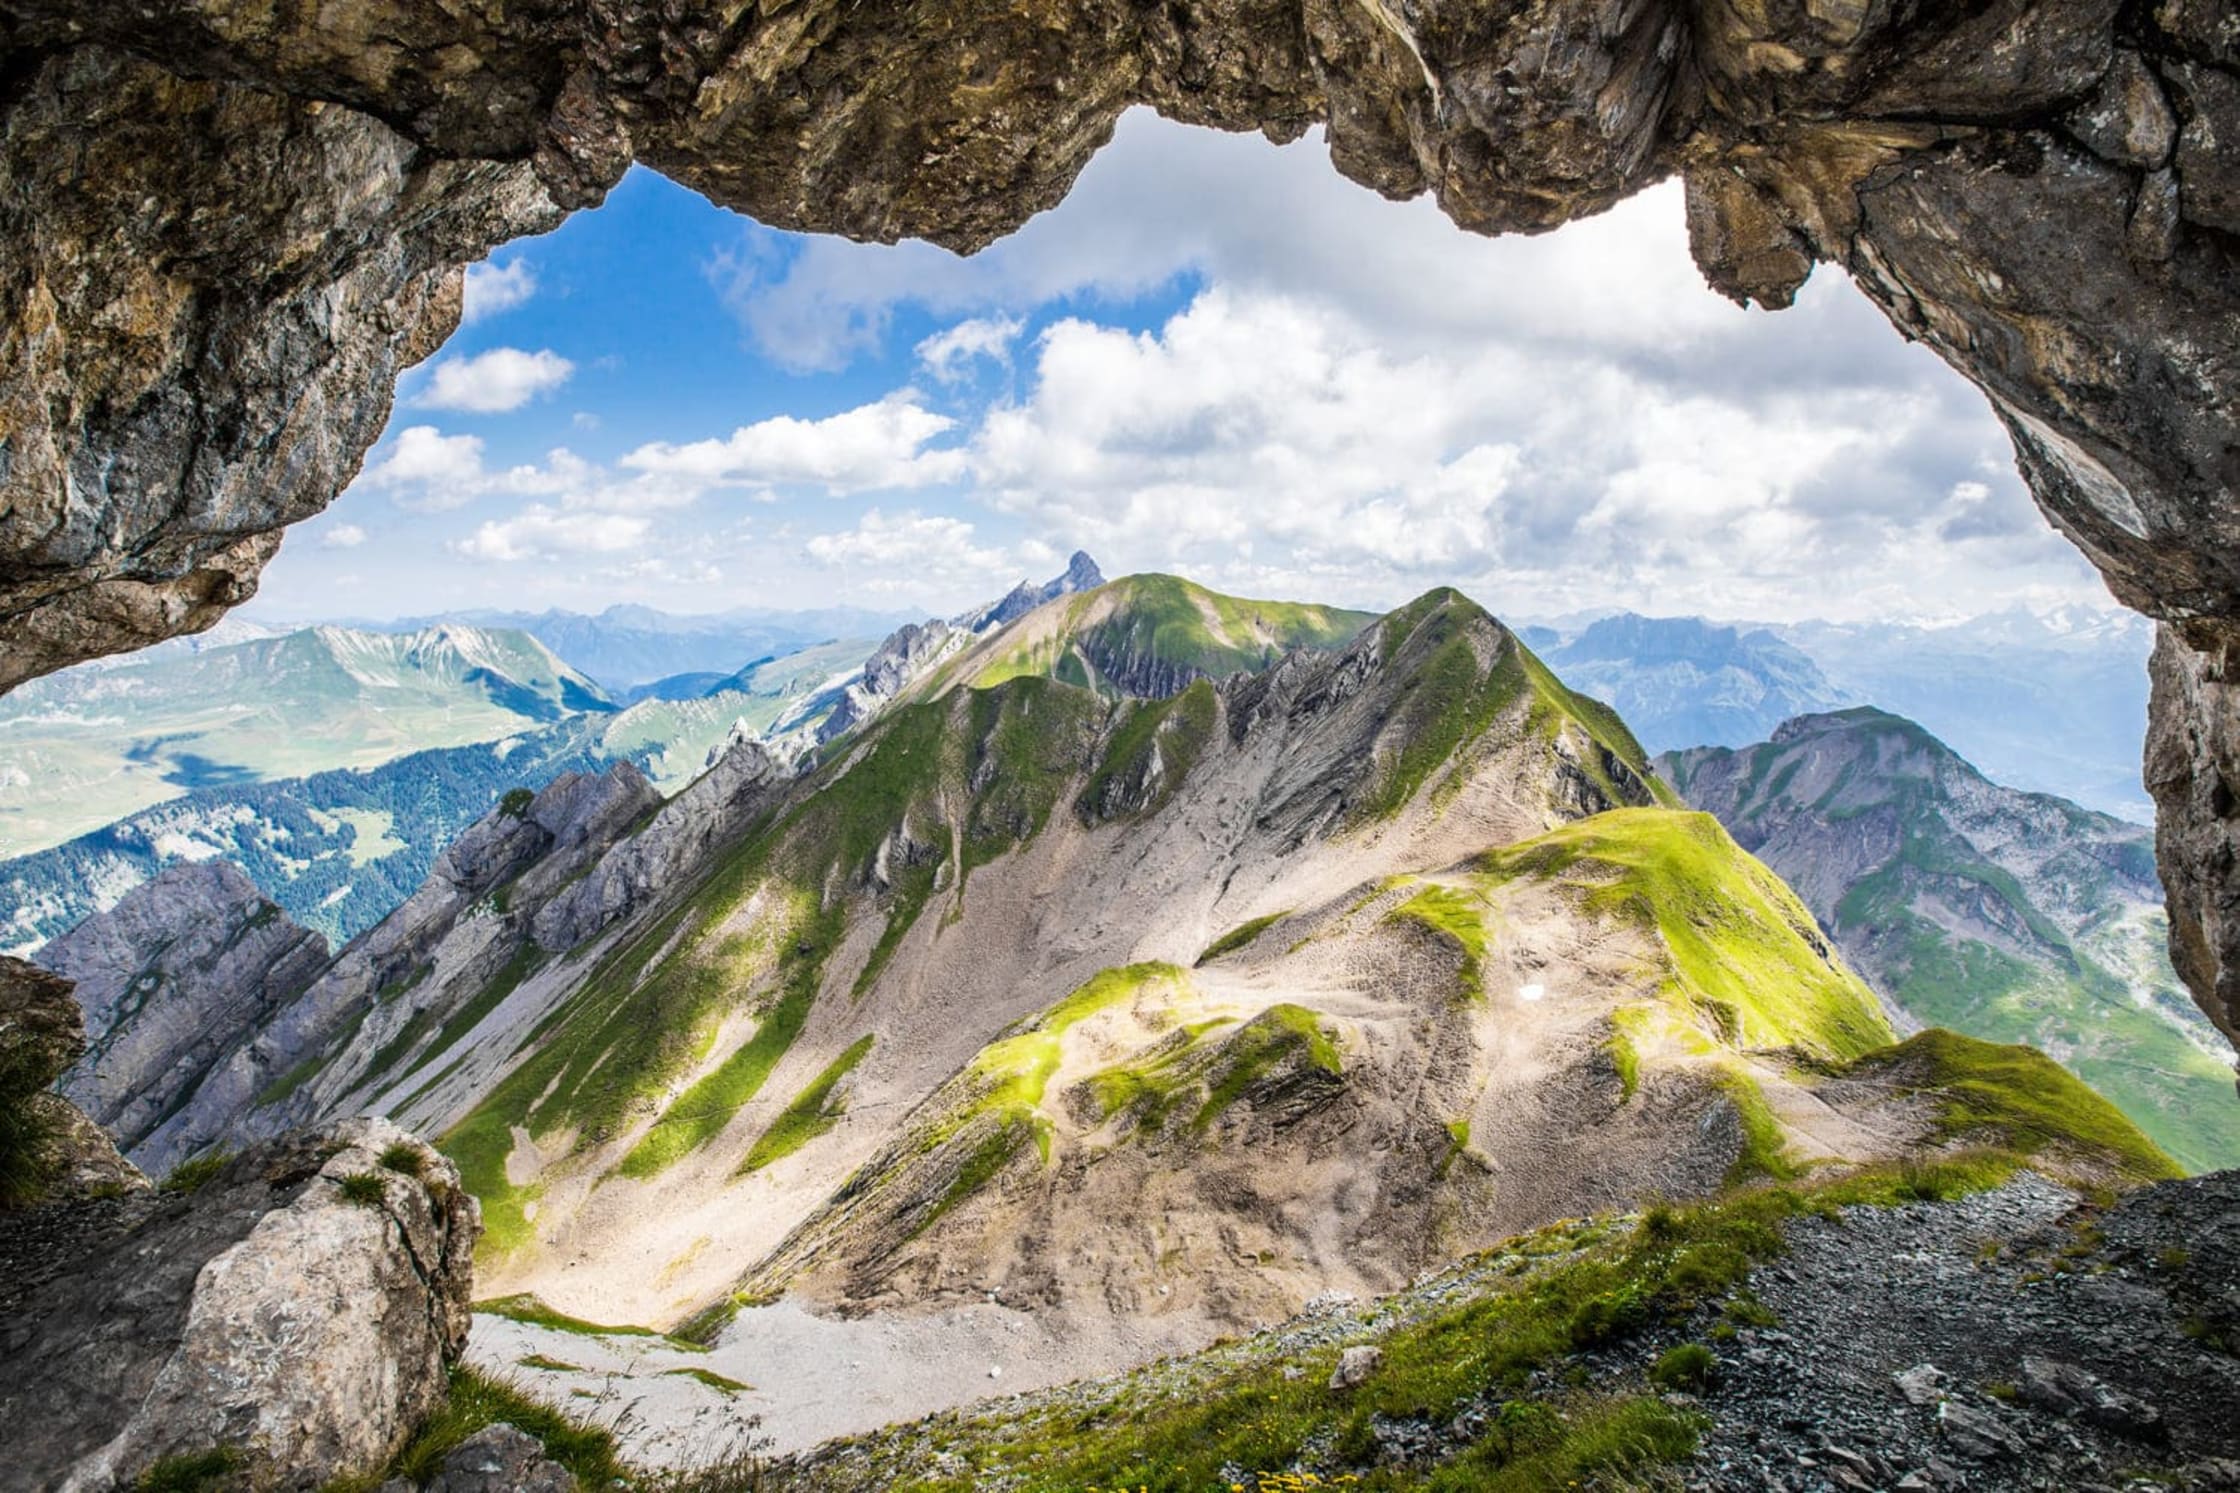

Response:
(769, 1164), (2240, 1492)
(2, 953), (475, 1491)
(0, 1114), (476, 1492)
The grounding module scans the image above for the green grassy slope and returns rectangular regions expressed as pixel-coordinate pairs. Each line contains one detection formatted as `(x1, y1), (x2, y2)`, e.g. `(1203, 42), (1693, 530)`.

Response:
(1661, 709), (2238, 1174)
(1479, 808), (1894, 1059)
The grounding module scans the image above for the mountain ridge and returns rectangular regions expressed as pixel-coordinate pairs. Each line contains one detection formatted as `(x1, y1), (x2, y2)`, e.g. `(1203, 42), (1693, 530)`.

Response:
(1661, 707), (2237, 1172)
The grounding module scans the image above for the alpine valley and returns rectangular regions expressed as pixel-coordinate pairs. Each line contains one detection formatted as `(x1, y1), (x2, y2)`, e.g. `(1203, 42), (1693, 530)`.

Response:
(10, 569), (2231, 1490)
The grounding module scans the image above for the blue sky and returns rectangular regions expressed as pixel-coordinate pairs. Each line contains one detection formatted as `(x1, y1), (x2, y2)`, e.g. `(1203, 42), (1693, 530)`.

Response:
(248, 110), (2119, 628)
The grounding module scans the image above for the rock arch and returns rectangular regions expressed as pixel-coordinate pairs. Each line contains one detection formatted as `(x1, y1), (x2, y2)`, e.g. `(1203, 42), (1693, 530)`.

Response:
(2, 0), (2237, 1054)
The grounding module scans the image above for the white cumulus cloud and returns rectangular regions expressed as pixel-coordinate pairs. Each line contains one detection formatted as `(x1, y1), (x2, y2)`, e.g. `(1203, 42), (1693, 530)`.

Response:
(318, 523), (368, 550)
(456, 506), (651, 561)
(622, 395), (967, 497)
(462, 258), (537, 323)
(916, 316), (1025, 381)
(416, 347), (575, 413)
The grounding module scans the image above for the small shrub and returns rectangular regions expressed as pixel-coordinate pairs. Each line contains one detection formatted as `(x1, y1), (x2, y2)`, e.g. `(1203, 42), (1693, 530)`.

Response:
(664, 1366), (754, 1395)
(132, 1447), (245, 1492)
(0, 1092), (57, 1210)
(1650, 1342), (1718, 1392)
(1637, 1202), (1683, 1244)
(1720, 1293), (1778, 1330)
(1568, 1283), (1652, 1348)
(160, 1151), (233, 1195)
(336, 1172), (388, 1207)
(498, 787), (536, 819)
(377, 1142), (427, 1177)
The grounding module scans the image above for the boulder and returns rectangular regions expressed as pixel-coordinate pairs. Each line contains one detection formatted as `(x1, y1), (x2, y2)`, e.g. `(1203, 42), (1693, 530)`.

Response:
(0, 1117), (477, 1491)
(1328, 1345), (1384, 1392)
(419, 1424), (577, 1493)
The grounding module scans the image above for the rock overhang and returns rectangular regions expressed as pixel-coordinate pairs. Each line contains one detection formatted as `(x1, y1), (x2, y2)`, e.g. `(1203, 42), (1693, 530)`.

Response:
(2, 0), (2237, 1053)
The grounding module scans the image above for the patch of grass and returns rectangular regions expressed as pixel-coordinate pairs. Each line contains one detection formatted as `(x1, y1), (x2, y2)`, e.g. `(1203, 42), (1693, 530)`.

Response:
(665, 1366), (754, 1395)
(1437, 1118), (1474, 1178)
(1066, 574), (1372, 695)
(1079, 680), (1219, 823)
(1194, 1004), (1343, 1131)
(1607, 1034), (1642, 1101)
(1355, 592), (1528, 820)
(134, 1448), (246, 1493)
(617, 901), (841, 1180)
(913, 1117), (1042, 1240)
(0, 1090), (57, 1209)
(741, 1034), (875, 1174)
(1843, 1029), (2181, 1184)
(853, 837), (951, 1000)
(1713, 1066), (1799, 1186)
(1196, 911), (1288, 966)
(396, 942), (548, 1086)
(160, 1150), (233, 1195)
(320, 1365), (624, 1493)
(361, 1003), (443, 1089)
(378, 1142), (427, 1176)
(1387, 884), (1490, 1001)
(960, 679), (1107, 873)
(966, 964), (1189, 1131)
(517, 1353), (583, 1373)
(1649, 1342), (1718, 1392)
(1479, 809), (1893, 1060)
(475, 1292), (710, 1353)
(1835, 855), (2240, 1175)
(336, 1172), (389, 1207)
(253, 1049), (333, 1109)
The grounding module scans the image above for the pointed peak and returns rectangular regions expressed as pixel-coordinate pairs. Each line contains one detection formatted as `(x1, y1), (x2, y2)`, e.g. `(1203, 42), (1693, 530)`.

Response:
(1375, 587), (1496, 657)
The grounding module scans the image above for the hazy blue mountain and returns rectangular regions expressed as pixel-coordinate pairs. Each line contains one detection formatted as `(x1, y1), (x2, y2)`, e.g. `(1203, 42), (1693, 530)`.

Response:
(0, 718), (642, 954)
(364, 602), (920, 690)
(1777, 607), (2154, 820)
(1533, 614), (1854, 753)
(0, 623), (615, 857)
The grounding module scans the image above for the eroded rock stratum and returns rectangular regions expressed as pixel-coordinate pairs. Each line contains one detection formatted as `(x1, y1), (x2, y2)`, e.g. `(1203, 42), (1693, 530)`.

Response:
(1, 1), (2237, 1053)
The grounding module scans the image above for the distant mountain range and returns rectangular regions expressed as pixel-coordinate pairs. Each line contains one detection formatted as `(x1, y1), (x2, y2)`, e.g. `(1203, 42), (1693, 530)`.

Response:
(356, 602), (918, 691)
(0, 624), (616, 857)
(1521, 614), (1852, 755)
(0, 557), (1129, 953)
(1776, 607), (2153, 821)
(1662, 708), (2236, 1173)
(1522, 606), (2154, 819)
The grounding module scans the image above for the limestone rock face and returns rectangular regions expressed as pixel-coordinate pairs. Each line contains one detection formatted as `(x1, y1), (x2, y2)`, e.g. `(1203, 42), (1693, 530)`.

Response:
(0, 46), (559, 689)
(2, 1), (2239, 1050)
(2147, 623), (2240, 1059)
(0, 1116), (477, 1492)
(38, 863), (331, 1159)
(112, 761), (664, 1174)
(531, 739), (786, 953)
